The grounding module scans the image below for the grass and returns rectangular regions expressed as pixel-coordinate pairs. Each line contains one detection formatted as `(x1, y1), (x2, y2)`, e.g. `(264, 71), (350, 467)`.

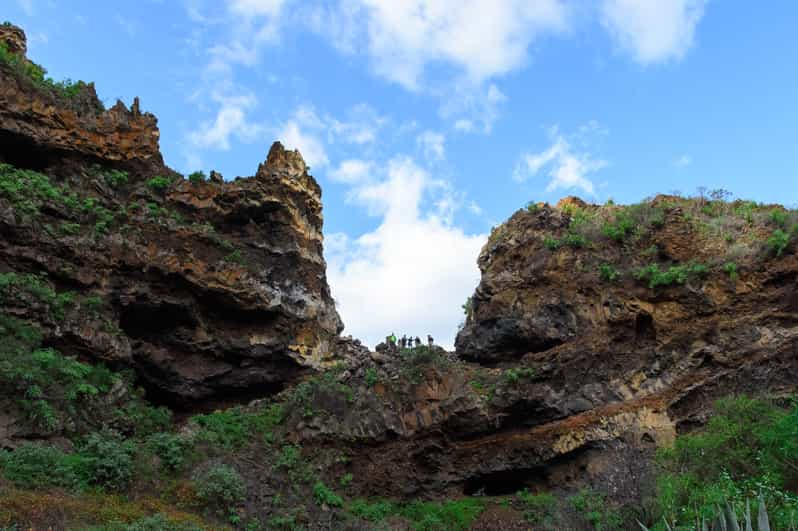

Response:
(348, 498), (485, 531)
(633, 262), (708, 289)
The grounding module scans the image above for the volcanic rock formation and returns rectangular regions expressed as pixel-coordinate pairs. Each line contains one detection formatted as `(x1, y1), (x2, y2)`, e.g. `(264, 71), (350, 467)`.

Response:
(0, 25), (342, 414)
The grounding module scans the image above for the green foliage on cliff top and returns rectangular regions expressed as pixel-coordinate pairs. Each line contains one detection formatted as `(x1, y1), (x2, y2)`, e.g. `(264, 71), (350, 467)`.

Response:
(0, 41), (89, 102)
(348, 497), (485, 531)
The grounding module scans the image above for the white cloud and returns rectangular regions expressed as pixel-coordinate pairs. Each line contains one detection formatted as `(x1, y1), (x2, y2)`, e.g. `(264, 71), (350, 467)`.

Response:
(600, 0), (708, 64)
(514, 125), (607, 196)
(327, 103), (386, 145)
(319, 0), (568, 90)
(228, 0), (285, 17)
(454, 119), (475, 133)
(326, 156), (486, 349)
(417, 130), (446, 161)
(673, 154), (692, 167)
(330, 159), (373, 184)
(188, 91), (263, 150)
(277, 106), (329, 168)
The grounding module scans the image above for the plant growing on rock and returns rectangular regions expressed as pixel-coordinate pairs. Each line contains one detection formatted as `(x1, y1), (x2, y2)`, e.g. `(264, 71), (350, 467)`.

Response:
(767, 229), (790, 256)
(187, 171), (206, 184)
(633, 262), (708, 289)
(195, 464), (246, 517)
(146, 175), (172, 192)
(598, 263), (620, 282)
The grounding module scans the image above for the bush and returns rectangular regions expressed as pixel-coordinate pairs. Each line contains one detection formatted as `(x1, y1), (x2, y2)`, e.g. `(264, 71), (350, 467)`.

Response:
(526, 201), (540, 213)
(633, 262), (708, 289)
(349, 498), (485, 531)
(543, 236), (561, 250)
(654, 396), (798, 529)
(602, 210), (636, 242)
(0, 443), (81, 489)
(365, 367), (379, 387)
(103, 169), (129, 188)
(145, 432), (187, 472)
(147, 176), (172, 192)
(195, 464), (246, 515)
(192, 403), (283, 449)
(767, 229), (790, 256)
(598, 264), (620, 282)
(313, 481), (343, 507)
(187, 171), (206, 184)
(723, 261), (739, 281)
(502, 367), (535, 384)
(568, 489), (621, 531)
(76, 430), (135, 490)
(769, 209), (787, 227)
(516, 489), (556, 524)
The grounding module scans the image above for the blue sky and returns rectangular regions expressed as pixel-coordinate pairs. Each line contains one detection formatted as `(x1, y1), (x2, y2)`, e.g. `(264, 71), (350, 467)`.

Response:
(7, 0), (798, 348)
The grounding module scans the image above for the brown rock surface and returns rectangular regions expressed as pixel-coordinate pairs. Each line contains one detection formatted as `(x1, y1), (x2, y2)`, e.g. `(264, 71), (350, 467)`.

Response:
(0, 28), (343, 407)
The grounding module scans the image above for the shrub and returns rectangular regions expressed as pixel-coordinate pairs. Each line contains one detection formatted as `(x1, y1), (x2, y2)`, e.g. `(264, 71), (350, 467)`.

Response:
(723, 262), (739, 281)
(60, 222), (81, 235)
(633, 262), (708, 289)
(145, 432), (187, 472)
(146, 176), (172, 192)
(195, 464), (246, 515)
(192, 403), (283, 449)
(543, 236), (561, 250)
(769, 208), (787, 227)
(562, 232), (587, 248)
(365, 367), (379, 387)
(187, 171), (206, 184)
(502, 367), (535, 384)
(767, 229), (790, 256)
(103, 169), (129, 188)
(76, 430), (135, 490)
(313, 481), (343, 507)
(654, 396), (798, 529)
(598, 264), (620, 282)
(516, 489), (556, 524)
(0, 443), (81, 489)
(223, 249), (245, 265)
(526, 201), (539, 213)
(568, 489), (621, 531)
(349, 498), (485, 531)
(274, 445), (302, 471)
(602, 210), (636, 242)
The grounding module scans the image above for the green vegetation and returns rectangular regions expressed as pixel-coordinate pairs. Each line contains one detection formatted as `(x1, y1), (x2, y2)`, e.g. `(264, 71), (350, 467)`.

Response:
(501, 367), (535, 384)
(147, 176), (172, 192)
(100, 168), (129, 188)
(0, 163), (64, 216)
(397, 346), (452, 385)
(313, 481), (343, 507)
(723, 261), (739, 281)
(364, 367), (379, 387)
(0, 430), (134, 491)
(0, 41), (92, 104)
(568, 489), (622, 531)
(192, 403), (284, 449)
(598, 263), (620, 282)
(222, 249), (245, 265)
(0, 272), (76, 320)
(194, 464), (246, 517)
(187, 171), (206, 184)
(516, 489), (556, 525)
(348, 498), (485, 531)
(633, 262), (708, 289)
(526, 201), (540, 213)
(767, 229), (791, 256)
(653, 395), (798, 529)
(543, 235), (561, 250)
(769, 208), (788, 227)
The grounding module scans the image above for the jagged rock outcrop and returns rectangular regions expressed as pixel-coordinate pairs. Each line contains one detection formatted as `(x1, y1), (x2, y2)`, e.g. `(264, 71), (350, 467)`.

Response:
(279, 196), (797, 502)
(0, 24), (342, 410)
(0, 25), (162, 170)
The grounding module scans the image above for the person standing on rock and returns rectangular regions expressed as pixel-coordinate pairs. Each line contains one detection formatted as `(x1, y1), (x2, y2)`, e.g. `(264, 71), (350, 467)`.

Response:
(414, 336), (421, 348)
(427, 335), (434, 347)
(390, 332), (397, 349)
(401, 335), (407, 349)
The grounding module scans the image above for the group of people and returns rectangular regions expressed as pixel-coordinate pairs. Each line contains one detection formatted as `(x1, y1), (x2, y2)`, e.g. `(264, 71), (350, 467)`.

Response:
(385, 333), (434, 349)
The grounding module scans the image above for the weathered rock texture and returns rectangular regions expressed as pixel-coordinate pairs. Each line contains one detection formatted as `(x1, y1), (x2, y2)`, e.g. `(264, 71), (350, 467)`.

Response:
(0, 26), (162, 170)
(0, 25), (342, 409)
(279, 196), (798, 503)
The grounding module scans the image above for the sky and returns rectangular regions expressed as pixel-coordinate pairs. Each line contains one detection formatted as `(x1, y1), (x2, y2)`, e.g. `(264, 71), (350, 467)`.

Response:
(7, 0), (798, 348)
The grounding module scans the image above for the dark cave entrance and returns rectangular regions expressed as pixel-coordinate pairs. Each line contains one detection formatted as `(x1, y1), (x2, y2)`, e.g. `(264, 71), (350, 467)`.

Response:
(0, 130), (61, 172)
(119, 301), (196, 339)
(463, 468), (545, 496)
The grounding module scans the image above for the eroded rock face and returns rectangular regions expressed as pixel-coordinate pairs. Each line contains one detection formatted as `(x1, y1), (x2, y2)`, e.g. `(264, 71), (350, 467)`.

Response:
(279, 197), (798, 500)
(0, 28), (342, 406)
(0, 25), (162, 169)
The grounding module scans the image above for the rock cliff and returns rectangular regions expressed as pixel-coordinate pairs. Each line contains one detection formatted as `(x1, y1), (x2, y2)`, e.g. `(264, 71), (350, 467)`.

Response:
(0, 25), (342, 419)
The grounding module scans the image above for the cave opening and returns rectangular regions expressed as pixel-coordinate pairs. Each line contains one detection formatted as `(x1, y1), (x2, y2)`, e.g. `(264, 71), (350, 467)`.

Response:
(463, 467), (546, 496)
(119, 302), (196, 339)
(0, 130), (60, 172)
